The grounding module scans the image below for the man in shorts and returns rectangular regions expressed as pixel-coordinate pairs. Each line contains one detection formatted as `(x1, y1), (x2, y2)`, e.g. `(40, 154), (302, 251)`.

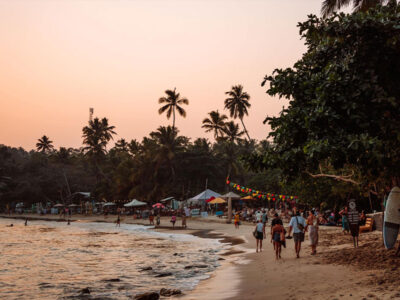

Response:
(288, 211), (306, 258)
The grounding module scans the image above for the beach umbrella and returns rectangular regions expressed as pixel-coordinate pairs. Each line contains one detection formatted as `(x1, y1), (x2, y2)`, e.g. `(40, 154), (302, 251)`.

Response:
(241, 195), (256, 200)
(53, 203), (64, 207)
(209, 197), (226, 204)
(103, 202), (116, 206)
(152, 203), (165, 208)
(206, 196), (216, 203)
(221, 192), (241, 199)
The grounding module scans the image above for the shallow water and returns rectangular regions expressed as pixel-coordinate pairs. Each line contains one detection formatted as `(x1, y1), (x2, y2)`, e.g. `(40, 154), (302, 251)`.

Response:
(0, 218), (224, 299)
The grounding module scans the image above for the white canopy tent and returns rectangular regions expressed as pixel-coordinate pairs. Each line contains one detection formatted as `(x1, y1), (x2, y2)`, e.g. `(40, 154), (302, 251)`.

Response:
(187, 189), (221, 206)
(124, 199), (147, 207)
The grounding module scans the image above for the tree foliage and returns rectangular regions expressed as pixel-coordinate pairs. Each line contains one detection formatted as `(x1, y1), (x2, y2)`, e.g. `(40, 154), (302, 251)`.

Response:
(252, 4), (400, 197)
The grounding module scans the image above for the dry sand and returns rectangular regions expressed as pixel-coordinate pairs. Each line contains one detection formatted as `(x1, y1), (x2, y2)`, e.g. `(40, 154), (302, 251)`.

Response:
(2, 214), (400, 299)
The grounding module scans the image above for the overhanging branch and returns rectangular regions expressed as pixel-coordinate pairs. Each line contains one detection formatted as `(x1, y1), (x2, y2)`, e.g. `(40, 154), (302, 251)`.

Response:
(305, 171), (360, 185)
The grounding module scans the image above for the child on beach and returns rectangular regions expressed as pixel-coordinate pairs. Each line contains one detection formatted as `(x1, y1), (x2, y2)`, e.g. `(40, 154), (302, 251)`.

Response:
(171, 215), (176, 229)
(234, 212), (240, 229)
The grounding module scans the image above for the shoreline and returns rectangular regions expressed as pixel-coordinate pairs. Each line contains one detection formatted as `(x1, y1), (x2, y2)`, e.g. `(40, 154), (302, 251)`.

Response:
(0, 214), (248, 299)
(1, 214), (397, 299)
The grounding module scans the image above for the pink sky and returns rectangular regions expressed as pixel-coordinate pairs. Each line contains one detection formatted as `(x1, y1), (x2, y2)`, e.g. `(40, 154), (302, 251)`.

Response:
(0, 0), (324, 150)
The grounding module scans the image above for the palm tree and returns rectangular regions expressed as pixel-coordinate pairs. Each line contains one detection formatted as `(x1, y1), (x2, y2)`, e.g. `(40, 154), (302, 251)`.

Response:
(82, 117), (116, 183)
(82, 117), (116, 158)
(224, 85), (251, 141)
(114, 138), (129, 152)
(150, 126), (186, 179)
(128, 139), (141, 156)
(36, 135), (54, 153)
(222, 121), (244, 143)
(202, 110), (228, 140)
(158, 88), (189, 130)
(321, 0), (391, 17)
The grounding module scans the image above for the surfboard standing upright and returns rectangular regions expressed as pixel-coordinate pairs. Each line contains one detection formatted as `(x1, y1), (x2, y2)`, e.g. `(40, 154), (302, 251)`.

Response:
(383, 187), (400, 249)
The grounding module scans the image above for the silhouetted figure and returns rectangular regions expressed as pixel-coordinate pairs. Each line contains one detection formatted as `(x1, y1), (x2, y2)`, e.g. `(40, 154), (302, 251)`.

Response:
(7, 224), (13, 227)
(67, 219), (70, 225)
(25, 219), (28, 226)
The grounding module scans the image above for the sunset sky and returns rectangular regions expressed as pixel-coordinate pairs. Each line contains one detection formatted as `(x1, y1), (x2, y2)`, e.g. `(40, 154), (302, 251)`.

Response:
(0, 0), (326, 150)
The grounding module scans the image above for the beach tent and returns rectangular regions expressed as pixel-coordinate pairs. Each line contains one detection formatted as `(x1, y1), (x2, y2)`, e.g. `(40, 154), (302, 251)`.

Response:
(221, 192), (241, 199)
(103, 202), (116, 206)
(124, 199), (147, 207)
(209, 197), (226, 204)
(160, 196), (175, 203)
(187, 189), (221, 206)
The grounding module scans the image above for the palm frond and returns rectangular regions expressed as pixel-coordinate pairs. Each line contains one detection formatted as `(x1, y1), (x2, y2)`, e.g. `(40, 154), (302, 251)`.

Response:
(176, 105), (186, 117)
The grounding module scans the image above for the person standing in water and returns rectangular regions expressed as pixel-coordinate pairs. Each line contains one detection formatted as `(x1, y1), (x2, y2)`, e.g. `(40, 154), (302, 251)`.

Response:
(254, 218), (265, 253)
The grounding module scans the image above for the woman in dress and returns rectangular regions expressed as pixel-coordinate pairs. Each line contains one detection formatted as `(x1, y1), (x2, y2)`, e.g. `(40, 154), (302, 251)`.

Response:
(306, 210), (319, 255)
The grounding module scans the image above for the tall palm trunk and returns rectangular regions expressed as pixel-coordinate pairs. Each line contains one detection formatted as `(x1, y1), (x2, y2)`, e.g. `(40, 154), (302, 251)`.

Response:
(240, 118), (251, 141)
(172, 106), (176, 131)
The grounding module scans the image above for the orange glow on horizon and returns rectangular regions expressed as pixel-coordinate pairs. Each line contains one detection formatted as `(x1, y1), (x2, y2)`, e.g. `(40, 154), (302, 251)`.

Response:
(0, 0), (324, 150)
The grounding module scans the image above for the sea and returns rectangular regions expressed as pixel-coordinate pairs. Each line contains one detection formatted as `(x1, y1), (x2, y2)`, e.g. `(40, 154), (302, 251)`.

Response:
(0, 218), (225, 299)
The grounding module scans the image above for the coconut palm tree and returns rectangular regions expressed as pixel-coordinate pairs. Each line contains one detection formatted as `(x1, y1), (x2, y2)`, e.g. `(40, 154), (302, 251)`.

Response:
(36, 135), (54, 153)
(150, 126), (186, 179)
(321, 0), (391, 17)
(201, 110), (228, 139)
(82, 117), (116, 158)
(222, 121), (244, 143)
(158, 88), (189, 130)
(114, 138), (129, 152)
(224, 85), (251, 141)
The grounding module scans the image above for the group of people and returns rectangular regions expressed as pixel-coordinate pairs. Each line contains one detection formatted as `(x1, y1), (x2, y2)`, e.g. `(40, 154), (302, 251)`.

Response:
(253, 209), (320, 259)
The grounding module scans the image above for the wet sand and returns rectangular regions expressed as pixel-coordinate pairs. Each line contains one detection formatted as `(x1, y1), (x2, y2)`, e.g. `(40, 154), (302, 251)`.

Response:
(2, 214), (399, 299)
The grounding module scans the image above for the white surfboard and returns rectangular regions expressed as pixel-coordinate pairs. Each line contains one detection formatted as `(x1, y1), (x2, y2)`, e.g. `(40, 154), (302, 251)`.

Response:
(383, 187), (400, 249)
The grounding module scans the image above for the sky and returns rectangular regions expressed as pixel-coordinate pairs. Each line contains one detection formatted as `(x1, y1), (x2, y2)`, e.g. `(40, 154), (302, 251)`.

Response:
(0, 0), (326, 150)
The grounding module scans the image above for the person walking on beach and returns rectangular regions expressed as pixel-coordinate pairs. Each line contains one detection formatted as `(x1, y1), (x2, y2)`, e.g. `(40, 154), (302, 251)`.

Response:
(234, 212), (240, 229)
(156, 213), (161, 226)
(271, 213), (283, 250)
(149, 213), (154, 225)
(181, 213), (187, 228)
(116, 215), (121, 227)
(254, 218), (265, 253)
(262, 210), (268, 226)
(171, 214), (176, 229)
(306, 210), (319, 255)
(271, 221), (285, 259)
(288, 211), (306, 258)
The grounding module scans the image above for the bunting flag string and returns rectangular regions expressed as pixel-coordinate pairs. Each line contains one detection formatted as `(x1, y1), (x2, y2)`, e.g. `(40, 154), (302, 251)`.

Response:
(226, 179), (299, 202)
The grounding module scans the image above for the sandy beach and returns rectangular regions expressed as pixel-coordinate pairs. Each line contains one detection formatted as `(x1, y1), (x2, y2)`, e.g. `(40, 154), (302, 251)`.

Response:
(1, 214), (399, 300)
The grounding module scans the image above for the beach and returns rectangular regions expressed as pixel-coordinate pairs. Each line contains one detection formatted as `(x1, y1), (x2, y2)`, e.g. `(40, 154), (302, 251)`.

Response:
(1, 214), (398, 300)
